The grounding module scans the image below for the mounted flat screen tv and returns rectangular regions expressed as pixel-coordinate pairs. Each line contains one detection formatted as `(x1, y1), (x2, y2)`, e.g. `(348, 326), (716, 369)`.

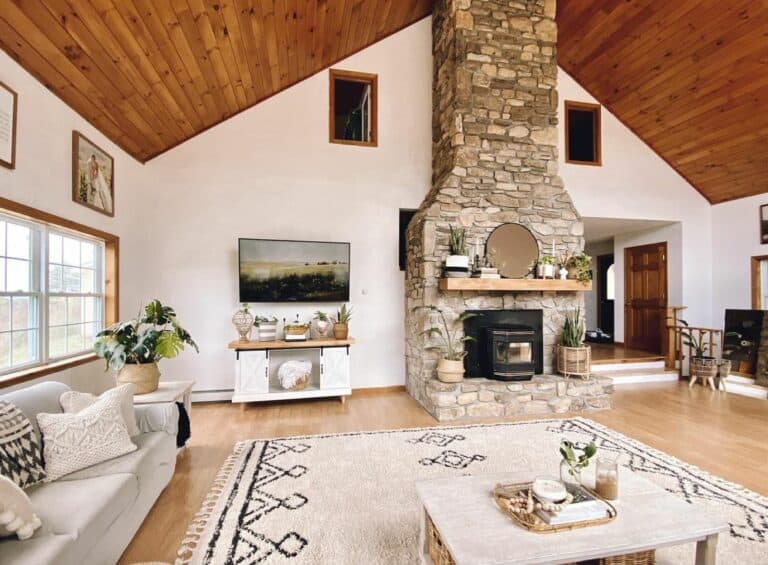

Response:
(238, 238), (350, 303)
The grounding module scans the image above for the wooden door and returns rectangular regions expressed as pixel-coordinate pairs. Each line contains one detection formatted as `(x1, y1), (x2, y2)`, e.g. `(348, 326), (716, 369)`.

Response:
(624, 242), (667, 353)
(597, 254), (615, 337)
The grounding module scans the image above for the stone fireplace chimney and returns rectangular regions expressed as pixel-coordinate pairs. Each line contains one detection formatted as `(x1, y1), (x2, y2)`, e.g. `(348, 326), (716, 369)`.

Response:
(405, 0), (588, 420)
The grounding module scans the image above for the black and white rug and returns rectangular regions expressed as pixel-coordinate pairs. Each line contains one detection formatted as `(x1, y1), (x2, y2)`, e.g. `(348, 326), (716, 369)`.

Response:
(176, 417), (767, 564)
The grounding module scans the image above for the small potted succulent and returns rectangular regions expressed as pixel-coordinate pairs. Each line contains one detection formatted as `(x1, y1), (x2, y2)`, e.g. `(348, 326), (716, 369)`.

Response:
(314, 310), (331, 338)
(537, 255), (557, 279)
(255, 315), (278, 341)
(414, 305), (477, 383)
(94, 300), (198, 394)
(333, 304), (353, 340)
(557, 308), (591, 379)
(445, 225), (470, 272)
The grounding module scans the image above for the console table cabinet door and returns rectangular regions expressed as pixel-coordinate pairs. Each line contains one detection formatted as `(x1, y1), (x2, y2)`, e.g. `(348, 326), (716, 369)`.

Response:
(238, 351), (269, 394)
(321, 348), (350, 389)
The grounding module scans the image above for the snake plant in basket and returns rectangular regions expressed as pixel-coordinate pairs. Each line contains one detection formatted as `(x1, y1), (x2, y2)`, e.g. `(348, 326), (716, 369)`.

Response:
(678, 319), (718, 383)
(557, 308), (591, 379)
(94, 300), (198, 394)
(414, 305), (478, 383)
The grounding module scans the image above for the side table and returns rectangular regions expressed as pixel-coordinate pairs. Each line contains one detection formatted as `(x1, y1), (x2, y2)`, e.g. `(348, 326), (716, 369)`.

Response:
(134, 380), (195, 450)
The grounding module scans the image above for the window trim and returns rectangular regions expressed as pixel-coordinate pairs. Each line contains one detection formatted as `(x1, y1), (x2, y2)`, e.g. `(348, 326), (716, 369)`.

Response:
(329, 68), (378, 148)
(750, 255), (768, 309)
(565, 100), (602, 166)
(0, 196), (118, 388)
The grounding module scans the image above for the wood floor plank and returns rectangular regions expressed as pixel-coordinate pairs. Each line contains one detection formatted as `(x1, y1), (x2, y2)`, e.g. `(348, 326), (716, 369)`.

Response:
(119, 383), (768, 564)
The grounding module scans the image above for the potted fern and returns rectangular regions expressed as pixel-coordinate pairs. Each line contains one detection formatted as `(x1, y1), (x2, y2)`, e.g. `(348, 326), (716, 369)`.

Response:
(333, 304), (353, 339)
(557, 308), (591, 379)
(94, 300), (199, 394)
(414, 305), (478, 383)
(445, 225), (470, 272)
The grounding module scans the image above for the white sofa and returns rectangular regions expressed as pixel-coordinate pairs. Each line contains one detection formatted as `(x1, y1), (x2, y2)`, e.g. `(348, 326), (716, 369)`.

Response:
(0, 381), (179, 565)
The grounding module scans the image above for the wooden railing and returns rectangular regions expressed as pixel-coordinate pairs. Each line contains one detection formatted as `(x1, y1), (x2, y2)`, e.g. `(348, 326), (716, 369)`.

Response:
(665, 306), (723, 377)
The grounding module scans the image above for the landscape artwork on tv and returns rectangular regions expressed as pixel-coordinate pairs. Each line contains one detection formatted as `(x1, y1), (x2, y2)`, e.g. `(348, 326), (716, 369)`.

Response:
(239, 239), (350, 302)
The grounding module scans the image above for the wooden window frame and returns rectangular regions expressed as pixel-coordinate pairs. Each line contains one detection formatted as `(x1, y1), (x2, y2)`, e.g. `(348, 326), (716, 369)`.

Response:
(565, 100), (602, 166)
(329, 69), (378, 147)
(750, 255), (768, 309)
(0, 197), (119, 388)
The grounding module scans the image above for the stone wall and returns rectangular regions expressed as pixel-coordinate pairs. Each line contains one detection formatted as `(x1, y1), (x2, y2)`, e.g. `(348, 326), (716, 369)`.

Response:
(405, 0), (586, 417)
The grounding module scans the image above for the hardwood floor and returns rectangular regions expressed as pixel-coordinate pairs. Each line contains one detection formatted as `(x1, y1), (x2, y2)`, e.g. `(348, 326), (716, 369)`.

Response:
(119, 383), (768, 564)
(590, 342), (664, 364)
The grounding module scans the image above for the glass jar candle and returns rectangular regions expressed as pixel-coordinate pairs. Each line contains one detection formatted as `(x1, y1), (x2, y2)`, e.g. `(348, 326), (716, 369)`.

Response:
(595, 457), (619, 500)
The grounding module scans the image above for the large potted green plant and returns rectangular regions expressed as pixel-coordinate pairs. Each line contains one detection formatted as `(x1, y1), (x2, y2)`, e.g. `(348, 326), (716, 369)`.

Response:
(557, 308), (591, 379)
(94, 300), (199, 394)
(415, 305), (477, 383)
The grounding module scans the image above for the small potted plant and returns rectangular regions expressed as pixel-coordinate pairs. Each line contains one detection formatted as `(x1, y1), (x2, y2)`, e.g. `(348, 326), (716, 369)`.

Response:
(559, 439), (597, 487)
(94, 300), (198, 394)
(255, 315), (278, 341)
(566, 252), (593, 283)
(314, 311), (331, 337)
(414, 305), (477, 383)
(445, 225), (470, 272)
(557, 308), (591, 379)
(333, 304), (353, 340)
(537, 255), (557, 279)
(679, 320), (718, 385)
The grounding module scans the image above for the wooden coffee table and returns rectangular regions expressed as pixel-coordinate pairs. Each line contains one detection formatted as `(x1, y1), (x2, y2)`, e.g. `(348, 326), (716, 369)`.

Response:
(416, 470), (728, 564)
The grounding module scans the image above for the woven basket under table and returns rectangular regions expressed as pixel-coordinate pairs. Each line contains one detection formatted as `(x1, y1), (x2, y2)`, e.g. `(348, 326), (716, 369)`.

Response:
(425, 515), (655, 565)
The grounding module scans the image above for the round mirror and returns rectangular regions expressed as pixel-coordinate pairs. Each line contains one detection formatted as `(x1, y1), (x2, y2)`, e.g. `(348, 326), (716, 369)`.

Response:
(486, 223), (539, 278)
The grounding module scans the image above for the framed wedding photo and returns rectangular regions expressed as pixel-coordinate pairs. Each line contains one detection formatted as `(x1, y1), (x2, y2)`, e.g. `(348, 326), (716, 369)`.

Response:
(0, 80), (18, 169)
(72, 131), (115, 217)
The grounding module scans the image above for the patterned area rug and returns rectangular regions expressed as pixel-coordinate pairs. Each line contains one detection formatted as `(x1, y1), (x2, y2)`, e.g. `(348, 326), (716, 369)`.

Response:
(176, 418), (767, 564)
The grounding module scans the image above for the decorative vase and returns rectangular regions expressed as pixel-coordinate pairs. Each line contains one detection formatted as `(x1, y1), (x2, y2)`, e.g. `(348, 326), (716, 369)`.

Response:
(558, 266), (568, 280)
(316, 320), (331, 338)
(436, 358), (464, 383)
(559, 460), (581, 487)
(258, 321), (278, 341)
(333, 323), (349, 340)
(232, 307), (254, 342)
(117, 362), (160, 394)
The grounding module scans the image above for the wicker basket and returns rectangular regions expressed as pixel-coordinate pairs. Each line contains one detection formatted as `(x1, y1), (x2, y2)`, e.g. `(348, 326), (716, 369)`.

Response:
(287, 373), (309, 391)
(557, 345), (592, 379)
(690, 357), (718, 379)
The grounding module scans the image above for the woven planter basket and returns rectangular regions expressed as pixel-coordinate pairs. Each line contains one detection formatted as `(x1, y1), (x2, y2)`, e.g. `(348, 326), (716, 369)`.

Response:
(691, 357), (718, 379)
(557, 345), (592, 379)
(117, 362), (160, 394)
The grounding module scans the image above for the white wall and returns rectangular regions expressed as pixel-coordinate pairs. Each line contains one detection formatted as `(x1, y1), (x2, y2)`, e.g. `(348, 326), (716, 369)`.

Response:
(138, 19), (432, 392)
(712, 193), (768, 327)
(559, 70), (714, 338)
(0, 50), (147, 394)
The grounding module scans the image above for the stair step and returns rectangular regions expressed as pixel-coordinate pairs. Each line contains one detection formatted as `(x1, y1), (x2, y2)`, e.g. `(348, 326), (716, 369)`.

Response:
(601, 369), (679, 385)
(726, 374), (756, 385)
(592, 360), (666, 374)
(724, 379), (768, 399)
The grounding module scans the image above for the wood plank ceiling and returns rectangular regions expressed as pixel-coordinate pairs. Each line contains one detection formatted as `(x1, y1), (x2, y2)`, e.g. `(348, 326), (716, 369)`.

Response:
(0, 0), (431, 162)
(558, 0), (768, 204)
(0, 1), (765, 203)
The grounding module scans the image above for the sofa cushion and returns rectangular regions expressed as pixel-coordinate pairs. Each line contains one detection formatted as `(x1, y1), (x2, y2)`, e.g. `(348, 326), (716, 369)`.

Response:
(0, 401), (46, 489)
(0, 382), (69, 441)
(60, 384), (140, 437)
(37, 394), (137, 481)
(0, 532), (75, 565)
(60, 431), (175, 486)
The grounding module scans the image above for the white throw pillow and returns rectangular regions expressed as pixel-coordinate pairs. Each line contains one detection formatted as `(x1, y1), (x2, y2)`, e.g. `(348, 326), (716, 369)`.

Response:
(0, 475), (41, 540)
(59, 384), (140, 437)
(37, 394), (137, 481)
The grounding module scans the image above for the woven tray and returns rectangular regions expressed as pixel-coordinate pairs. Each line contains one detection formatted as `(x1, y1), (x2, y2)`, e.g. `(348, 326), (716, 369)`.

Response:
(492, 481), (617, 534)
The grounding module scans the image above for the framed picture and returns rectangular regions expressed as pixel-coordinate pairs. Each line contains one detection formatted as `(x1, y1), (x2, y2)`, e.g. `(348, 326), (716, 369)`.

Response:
(72, 131), (114, 217)
(761, 204), (768, 244)
(0, 80), (18, 169)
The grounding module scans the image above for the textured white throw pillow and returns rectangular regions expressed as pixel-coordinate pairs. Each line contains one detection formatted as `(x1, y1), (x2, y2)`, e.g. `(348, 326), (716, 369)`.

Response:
(59, 384), (140, 437)
(0, 475), (41, 540)
(37, 394), (137, 481)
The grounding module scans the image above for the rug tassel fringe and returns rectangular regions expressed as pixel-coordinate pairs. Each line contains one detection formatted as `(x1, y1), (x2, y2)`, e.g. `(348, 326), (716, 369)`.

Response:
(175, 441), (247, 565)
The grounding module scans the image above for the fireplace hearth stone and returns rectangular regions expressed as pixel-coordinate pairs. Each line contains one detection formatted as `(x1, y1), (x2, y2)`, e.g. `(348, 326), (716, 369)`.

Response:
(424, 375), (613, 422)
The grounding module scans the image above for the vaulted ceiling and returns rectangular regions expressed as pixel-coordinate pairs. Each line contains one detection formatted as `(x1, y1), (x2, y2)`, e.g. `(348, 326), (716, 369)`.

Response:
(0, 1), (765, 203)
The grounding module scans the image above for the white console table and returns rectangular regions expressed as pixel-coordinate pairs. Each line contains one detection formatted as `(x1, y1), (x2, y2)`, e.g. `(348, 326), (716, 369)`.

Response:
(228, 338), (354, 405)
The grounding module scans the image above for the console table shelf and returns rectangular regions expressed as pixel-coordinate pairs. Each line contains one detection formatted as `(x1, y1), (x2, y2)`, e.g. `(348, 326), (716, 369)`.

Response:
(229, 338), (354, 405)
(439, 278), (591, 292)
